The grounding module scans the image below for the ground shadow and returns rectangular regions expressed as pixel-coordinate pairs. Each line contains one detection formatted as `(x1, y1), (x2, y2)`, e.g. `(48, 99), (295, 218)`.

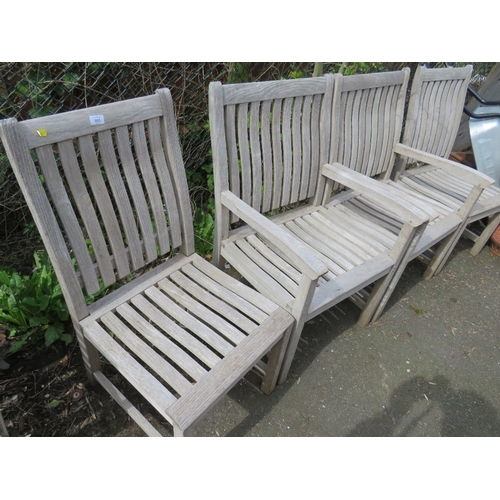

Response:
(348, 374), (500, 437)
(222, 303), (359, 437)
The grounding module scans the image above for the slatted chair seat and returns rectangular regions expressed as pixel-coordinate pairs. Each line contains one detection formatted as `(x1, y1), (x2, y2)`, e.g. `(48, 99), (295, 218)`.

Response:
(209, 75), (430, 384)
(0, 88), (293, 437)
(392, 64), (500, 259)
(392, 166), (500, 257)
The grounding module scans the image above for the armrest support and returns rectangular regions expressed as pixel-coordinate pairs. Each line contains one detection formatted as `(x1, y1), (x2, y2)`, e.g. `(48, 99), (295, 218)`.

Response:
(322, 163), (429, 227)
(221, 190), (328, 280)
(394, 143), (494, 189)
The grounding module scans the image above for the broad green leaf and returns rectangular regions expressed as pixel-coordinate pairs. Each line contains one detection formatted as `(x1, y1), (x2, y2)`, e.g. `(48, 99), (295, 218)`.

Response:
(60, 333), (72, 345)
(45, 324), (64, 346)
(28, 315), (49, 327)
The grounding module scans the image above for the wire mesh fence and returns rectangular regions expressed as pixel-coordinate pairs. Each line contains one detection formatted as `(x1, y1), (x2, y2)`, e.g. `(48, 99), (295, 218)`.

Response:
(0, 62), (494, 268)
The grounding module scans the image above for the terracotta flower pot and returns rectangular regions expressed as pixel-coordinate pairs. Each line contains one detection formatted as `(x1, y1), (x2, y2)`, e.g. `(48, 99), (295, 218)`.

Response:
(490, 221), (500, 256)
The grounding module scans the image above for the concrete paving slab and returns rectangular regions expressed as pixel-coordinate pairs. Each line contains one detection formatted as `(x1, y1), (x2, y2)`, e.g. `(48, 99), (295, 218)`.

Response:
(195, 238), (500, 437)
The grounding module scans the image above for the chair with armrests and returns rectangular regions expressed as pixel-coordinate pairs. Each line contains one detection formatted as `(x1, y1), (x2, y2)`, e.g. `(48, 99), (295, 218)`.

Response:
(326, 68), (494, 326)
(391, 64), (500, 261)
(209, 74), (430, 384)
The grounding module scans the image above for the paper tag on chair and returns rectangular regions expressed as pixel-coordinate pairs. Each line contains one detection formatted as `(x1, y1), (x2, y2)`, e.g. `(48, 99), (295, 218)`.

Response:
(89, 115), (105, 125)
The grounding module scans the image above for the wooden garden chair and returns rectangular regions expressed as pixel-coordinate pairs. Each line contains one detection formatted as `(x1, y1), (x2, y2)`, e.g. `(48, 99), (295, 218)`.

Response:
(0, 89), (294, 437)
(392, 64), (500, 259)
(327, 68), (494, 326)
(209, 75), (430, 384)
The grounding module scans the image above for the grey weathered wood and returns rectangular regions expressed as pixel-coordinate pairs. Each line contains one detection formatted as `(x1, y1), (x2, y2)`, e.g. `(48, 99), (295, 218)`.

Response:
(393, 65), (500, 261)
(209, 72), (431, 383)
(325, 68), (495, 330)
(0, 89), (294, 437)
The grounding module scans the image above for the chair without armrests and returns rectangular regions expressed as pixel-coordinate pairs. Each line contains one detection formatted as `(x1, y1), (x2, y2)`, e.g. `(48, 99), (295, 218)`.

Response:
(0, 89), (293, 437)
(209, 74), (429, 384)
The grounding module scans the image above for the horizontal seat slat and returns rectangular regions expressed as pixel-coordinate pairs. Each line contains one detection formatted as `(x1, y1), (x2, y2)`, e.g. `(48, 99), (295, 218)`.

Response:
(191, 255), (279, 316)
(235, 239), (300, 295)
(131, 293), (222, 368)
(168, 270), (256, 336)
(146, 285), (235, 357)
(115, 301), (207, 381)
(100, 311), (193, 396)
(221, 242), (295, 307)
(84, 321), (177, 420)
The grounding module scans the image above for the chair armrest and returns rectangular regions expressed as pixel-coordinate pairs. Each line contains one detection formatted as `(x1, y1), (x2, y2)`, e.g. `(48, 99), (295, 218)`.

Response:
(322, 163), (430, 227)
(394, 143), (494, 189)
(221, 190), (328, 280)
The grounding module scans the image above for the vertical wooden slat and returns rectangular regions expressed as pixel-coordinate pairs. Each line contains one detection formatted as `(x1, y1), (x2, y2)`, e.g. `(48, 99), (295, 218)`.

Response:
(281, 97), (293, 206)
(290, 95), (303, 204)
(224, 104), (239, 224)
(307, 93), (322, 198)
(360, 89), (373, 175)
(58, 139), (116, 286)
(36, 144), (100, 295)
(249, 101), (262, 212)
(271, 98), (284, 209)
(115, 124), (157, 264)
(148, 117), (182, 249)
(378, 85), (396, 175)
(299, 94), (312, 200)
(261, 99), (273, 213)
(132, 121), (170, 255)
(351, 89), (363, 174)
(366, 86), (382, 177)
(383, 84), (400, 175)
(342, 90), (354, 169)
(237, 102), (251, 208)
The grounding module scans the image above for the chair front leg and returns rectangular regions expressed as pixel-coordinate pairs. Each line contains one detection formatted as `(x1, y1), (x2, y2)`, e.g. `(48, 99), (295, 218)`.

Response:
(358, 222), (426, 327)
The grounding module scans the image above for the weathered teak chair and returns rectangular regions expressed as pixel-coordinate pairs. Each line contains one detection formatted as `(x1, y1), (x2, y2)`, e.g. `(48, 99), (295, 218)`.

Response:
(0, 89), (294, 437)
(209, 75), (430, 384)
(392, 64), (500, 259)
(327, 69), (494, 325)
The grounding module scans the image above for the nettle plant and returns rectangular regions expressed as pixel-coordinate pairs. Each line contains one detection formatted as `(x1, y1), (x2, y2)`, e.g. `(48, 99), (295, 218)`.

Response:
(0, 251), (71, 353)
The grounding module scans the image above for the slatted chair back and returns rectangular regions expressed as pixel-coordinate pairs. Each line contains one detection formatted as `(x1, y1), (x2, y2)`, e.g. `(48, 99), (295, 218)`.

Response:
(329, 69), (410, 183)
(393, 65), (472, 179)
(0, 89), (194, 322)
(210, 76), (334, 217)
(209, 75), (335, 266)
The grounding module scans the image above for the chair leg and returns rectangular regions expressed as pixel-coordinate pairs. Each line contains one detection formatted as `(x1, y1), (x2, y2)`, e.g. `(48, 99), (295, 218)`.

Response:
(357, 273), (395, 327)
(74, 322), (101, 385)
(277, 319), (306, 386)
(358, 223), (426, 327)
(470, 211), (500, 256)
(423, 223), (466, 280)
(173, 424), (194, 437)
(260, 325), (292, 395)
